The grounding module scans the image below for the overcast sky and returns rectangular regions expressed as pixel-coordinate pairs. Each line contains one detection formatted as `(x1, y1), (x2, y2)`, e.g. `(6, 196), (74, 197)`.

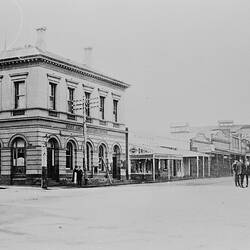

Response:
(1, 0), (250, 136)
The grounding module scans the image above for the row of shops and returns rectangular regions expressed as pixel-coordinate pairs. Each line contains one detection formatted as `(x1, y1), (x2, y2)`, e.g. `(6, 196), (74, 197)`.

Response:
(129, 146), (210, 181)
(128, 124), (250, 182)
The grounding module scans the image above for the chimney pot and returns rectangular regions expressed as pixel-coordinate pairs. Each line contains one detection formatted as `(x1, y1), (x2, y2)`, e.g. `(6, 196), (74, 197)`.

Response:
(35, 26), (47, 51)
(84, 47), (93, 67)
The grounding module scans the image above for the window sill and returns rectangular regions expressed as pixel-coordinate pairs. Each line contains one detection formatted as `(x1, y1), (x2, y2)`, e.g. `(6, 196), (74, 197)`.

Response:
(48, 110), (58, 117)
(86, 116), (93, 123)
(99, 120), (107, 126)
(67, 113), (76, 120)
(113, 123), (120, 128)
(12, 109), (25, 116)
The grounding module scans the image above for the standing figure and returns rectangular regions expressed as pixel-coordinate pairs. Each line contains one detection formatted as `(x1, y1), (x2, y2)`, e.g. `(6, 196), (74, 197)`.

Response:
(83, 165), (88, 185)
(245, 159), (250, 188)
(76, 167), (83, 187)
(72, 166), (78, 184)
(232, 160), (239, 187)
(238, 159), (245, 188)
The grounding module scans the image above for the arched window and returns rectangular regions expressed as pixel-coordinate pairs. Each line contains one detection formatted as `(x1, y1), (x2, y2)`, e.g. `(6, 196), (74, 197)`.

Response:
(47, 139), (56, 168)
(86, 142), (93, 172)
(66, 141), (76, 170)
(12, 138), (26, 176)
(99, 143), (107, 172)
(113, 145), (120, 155)
(112, 145), (121, 179)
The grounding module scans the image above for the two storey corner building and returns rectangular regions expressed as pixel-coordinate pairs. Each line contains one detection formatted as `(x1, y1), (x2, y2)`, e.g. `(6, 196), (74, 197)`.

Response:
(0, 28), (130, 185)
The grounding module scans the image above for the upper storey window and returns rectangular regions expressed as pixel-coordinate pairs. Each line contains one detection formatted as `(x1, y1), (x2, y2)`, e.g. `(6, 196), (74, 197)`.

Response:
(68, 87), (74, 113)
(100, 96), (105, 120)
(14, 81), (25, 109)
(113, 99), (118, 122)
(49, 83), (56, 110)
(47, 74), (61, 113)
(85, 92), (91, 117)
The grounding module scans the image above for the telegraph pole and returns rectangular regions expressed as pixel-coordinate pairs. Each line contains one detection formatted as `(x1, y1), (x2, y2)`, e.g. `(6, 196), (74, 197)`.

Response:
(41, 135), (48, 189)
(82, 97), (88, 184)
(73, 97), (99, 184)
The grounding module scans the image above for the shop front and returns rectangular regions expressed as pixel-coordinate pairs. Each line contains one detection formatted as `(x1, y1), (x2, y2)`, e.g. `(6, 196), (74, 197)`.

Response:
(130, 151), (183, 182)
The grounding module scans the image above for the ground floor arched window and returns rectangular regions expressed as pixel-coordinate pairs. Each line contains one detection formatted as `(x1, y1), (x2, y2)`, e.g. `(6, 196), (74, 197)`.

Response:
(12, 137), (26, 177)
(99, 143), (107, 172)
(86, 142), (93, 172)
(112, 145), (121, 179)
(66, 141), (76, 170)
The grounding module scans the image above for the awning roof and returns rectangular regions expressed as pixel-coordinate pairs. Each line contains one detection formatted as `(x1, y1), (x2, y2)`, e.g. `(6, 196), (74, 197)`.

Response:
(130, 153), (182, 160)
(177, 149), (209, 157)
(129, 145), (209, 159)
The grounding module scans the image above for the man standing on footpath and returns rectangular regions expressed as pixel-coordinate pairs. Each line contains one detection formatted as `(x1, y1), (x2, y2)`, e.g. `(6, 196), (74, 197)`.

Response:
(239, 159), (246, 188)
(232, 160), (239, 187)
(244, 158), (250, 188)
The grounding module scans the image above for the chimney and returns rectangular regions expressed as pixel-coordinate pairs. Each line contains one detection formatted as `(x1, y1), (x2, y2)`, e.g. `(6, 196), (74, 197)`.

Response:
(35, 26), (47, 51)
(84, 47), (93, 67)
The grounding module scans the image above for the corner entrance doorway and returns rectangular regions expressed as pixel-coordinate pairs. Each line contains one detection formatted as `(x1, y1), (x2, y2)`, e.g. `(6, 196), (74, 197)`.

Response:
(47, 138), (59, 181)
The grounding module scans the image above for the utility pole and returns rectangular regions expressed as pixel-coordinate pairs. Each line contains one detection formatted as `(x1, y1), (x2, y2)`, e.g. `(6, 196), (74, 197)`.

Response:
(82, 97), (87, 184)
(73, 96), (99, 185)
(41, 135), (48, 189)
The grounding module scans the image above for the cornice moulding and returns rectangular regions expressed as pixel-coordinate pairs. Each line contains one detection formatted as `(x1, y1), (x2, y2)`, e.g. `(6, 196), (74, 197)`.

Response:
(0, 54), (130, 89)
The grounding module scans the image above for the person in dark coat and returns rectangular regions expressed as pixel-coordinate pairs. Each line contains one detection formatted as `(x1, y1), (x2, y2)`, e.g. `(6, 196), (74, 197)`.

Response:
(83, 166), (88, 185)
(76, 167), (83, 187)
(238, 159), (245, 188)
(244, 159), (250, 188)
(232, 160), (239, 187)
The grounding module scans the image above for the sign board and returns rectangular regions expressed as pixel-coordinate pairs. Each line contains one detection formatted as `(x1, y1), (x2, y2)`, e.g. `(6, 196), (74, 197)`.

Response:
(42, 144), (47, 167)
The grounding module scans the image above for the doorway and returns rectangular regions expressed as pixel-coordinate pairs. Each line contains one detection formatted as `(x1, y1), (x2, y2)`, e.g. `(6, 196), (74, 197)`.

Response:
(47, 138), (59, 181)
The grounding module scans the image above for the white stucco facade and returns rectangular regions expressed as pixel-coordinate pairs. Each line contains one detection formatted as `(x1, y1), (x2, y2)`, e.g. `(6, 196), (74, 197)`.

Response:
(0, 45), (130, 185)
